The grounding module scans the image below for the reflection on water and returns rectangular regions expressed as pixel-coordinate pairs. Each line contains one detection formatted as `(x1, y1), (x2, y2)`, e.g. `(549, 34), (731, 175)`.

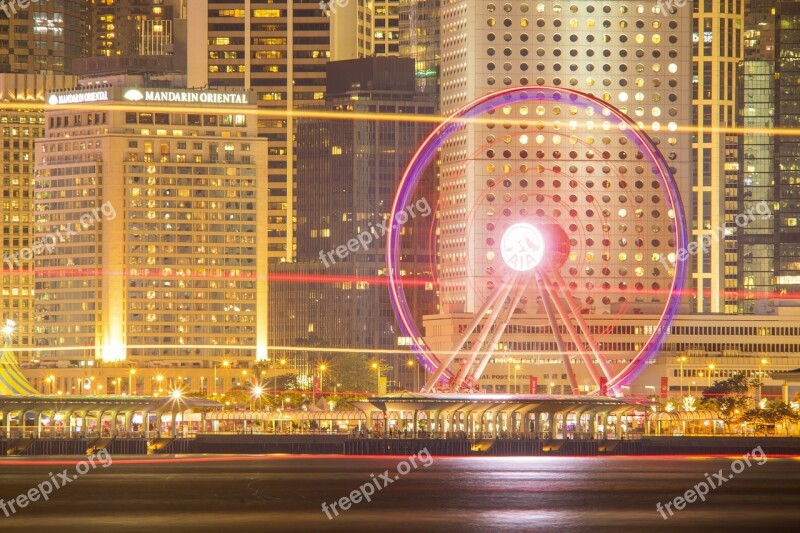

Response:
(0, 455), (799, 532)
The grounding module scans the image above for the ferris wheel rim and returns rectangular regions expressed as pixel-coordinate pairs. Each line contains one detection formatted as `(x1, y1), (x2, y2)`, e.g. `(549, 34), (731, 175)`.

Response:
(386, 86), (688, 392)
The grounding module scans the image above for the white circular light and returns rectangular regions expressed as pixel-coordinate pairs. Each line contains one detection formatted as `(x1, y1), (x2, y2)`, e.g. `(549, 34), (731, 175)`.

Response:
(501, 223), (545, 271)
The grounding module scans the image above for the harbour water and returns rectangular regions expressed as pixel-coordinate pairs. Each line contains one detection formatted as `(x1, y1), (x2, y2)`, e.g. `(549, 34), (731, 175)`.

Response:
(1, 454), (798, 532)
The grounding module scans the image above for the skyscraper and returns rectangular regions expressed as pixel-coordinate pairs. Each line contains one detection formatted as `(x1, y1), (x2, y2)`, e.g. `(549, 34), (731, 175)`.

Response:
(1, 73), (77, 359)
(399, 0), (440, 96)
(187, 0), (331, 264)
(0, 0), (89, 74)
(774, 0), (800, 296)
(0, 1), (86, 359)
(271, 57), (437, 390)
(690, 0), (744, 313)
(739, 0), (776, 314)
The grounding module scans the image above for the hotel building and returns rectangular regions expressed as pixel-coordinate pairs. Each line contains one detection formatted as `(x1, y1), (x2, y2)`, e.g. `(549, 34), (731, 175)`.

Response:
(34, 80), (269, 377)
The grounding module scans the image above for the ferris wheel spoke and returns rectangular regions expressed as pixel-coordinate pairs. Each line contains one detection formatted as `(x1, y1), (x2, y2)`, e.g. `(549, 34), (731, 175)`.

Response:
(550, 270), (620, 396)
(534, 274), (580, 395)
(537, 271), (604, 389)
(466, 278), (530, 390)
(450, 274), (519, 391)
(422, 273), (514, 392)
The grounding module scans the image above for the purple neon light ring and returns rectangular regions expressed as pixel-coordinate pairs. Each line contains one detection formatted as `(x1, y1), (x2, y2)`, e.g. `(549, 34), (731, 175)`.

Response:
(386, 86), (687, 391)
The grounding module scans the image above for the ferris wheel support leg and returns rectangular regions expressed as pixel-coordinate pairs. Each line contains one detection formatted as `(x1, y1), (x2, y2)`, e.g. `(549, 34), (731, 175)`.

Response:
(466, 279), (530, 389)
(537, 271), (604, 390)
(421, 273), (512, 392)
(550, 271), (621, 396)
(535, 273), (580, 395)
(450, 276), (518, 391)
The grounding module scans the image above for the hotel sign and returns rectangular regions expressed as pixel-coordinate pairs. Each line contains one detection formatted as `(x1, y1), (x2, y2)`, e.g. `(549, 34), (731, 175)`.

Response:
(124, 89), (249, 105)
(47, 91), (109, 106)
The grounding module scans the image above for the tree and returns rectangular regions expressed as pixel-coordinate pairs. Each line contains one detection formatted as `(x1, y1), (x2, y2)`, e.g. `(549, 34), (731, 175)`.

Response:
(764, 401), (800, 435)
(701, 373), (754, 432)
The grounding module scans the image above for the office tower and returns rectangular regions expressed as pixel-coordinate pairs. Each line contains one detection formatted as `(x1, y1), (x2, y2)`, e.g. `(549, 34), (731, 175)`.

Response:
(739, 0), (776, 314)
(690, 0), (744, 313)
(34, 80), (269, 367)
(329, 0), (373, 60)
(399, 0), (440, 96)
(437, 0), (692, 305)
(424, 0), (693, 391)
(0, 0), (89, 74)
(330, 0), (402, 61)
(0, 1), (85, 357)
(271, 58), (437, 390)
(774, 1), (800, 297)
(73, 0), (187, 76)
(0, 74), (77, 361)
(187, 0), (331, 264)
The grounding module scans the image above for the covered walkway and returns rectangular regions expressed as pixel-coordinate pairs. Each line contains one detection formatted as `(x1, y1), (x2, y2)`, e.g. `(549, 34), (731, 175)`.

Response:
(0, 395), (221, 439)
(354, 393), (652, 440)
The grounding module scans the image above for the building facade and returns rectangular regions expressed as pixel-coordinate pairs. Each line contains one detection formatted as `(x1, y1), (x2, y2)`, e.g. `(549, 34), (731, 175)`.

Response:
(270, 58), (437, 391)
(1, 74), (77, 360)
(34, 80), (269, 370)
(690, 0), (744, 314)
(187, 0), (331, 264)
(0, 0), (89, 74)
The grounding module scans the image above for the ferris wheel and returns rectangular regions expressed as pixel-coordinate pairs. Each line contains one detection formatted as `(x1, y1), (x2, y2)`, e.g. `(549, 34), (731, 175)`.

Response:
(386, 87), (687, 397)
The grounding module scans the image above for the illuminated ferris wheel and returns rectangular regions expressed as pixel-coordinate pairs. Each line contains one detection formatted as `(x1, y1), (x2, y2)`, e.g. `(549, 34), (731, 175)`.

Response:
(386, 87), (687, 397)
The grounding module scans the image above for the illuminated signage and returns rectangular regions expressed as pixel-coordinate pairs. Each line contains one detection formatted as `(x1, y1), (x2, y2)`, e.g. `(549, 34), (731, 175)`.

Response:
(123, 89), (249, 105)
(47, 91), (109, 106)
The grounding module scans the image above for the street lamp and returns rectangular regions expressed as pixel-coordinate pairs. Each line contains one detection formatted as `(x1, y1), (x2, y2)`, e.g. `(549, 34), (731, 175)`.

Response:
(407, 359), (419, 392)
(318, 364), (327, 394)
(371, 362), (381, 394)
(129, 368), (136, 395)
(707, 363), (715, 388)
(677, 355), (687, 396)
(156, 374), (164, 396)
(514, 364), (521, 394)
(274, 357), (287, 397)
(758, 358), (768, 398)
(115, 377), (122, 395)
(250, 384), (263, 411)
(214, 359), (230, 395)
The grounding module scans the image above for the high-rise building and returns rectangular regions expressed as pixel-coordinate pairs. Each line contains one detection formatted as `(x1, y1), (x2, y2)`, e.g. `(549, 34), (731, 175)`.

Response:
(690, 0), (744, 314)
(0, 74), (77, 360)
(399, 0), (440, 96)
(34, 80), (269, 368)
(0, 0), (89, 74)
(187, 0), (331, 264)
(427, 0), (693, 391)
(0, 1), (85, 358)
(329, 0), (401, 61)
(739, 0), (776, 314)
(73, 0), (187, 76)
(270, 58), (437, 390)
(774, 1), (800, 296)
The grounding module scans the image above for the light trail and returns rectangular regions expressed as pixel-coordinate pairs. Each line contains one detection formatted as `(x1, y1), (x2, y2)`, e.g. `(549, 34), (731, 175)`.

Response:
(3, 100), (799, 137)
